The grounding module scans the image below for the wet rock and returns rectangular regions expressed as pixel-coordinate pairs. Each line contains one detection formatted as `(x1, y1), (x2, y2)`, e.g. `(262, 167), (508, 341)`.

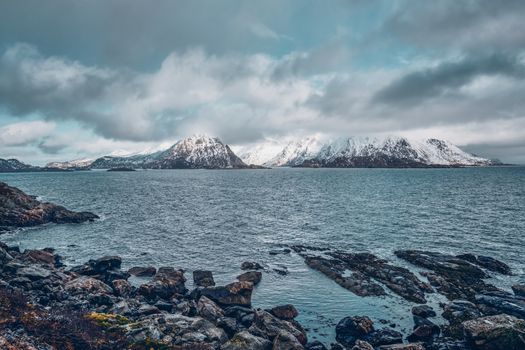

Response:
(16, 266), (51, 280)
(362, 328), (403, 347)
(237, 271), (262, 285)
(335, 316), (374, 347)
(154, 300), (173, 312)
(269, 248), (291, 255)
(273, 330), (304, 350)
(23, 249), (56, 266)
(412, 305), (436, 318)
(197, 296), (225, 322)
(352, 340), (374, 350)
(220, 330), (272, 350)
(304, 256), (386, 298)
(250, 309), (307, 345)
(512, 284), (525, 297)
(0, 181), (98, 228)
(462, 314), (525, 350)
(65, 275), (113, 295)
(193, 270), (215, 287)
(241, 261), (263, 270)
(306, 340), (328, 350)
(273, 267), (289, 276)
(270, 304), (299, 320)
(112, 279), (132, 297)
(217, 316), (239, 338)
(426, 337), (469, 350)
(474, 292), (525, 319)
(329, 252), (432, 303)
(378, 343), (425, 350)
(200, 281), (253, 307)
(0, 246), (13, 264)
(128, 266), (156, 277)
(138, 267), (187, 300)
(396, 250), (502, 302)
(456, 254), (512, 275)
(407, 323), (440, 342)
(92, 255), (122, 271)
(137, 303), (161, 315)
(442, 300), (482, 338)
(413, 315), (440, 332)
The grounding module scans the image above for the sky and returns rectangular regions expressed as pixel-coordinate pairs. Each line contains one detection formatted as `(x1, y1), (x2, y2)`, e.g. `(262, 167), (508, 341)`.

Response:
(1, 0), (524, 165)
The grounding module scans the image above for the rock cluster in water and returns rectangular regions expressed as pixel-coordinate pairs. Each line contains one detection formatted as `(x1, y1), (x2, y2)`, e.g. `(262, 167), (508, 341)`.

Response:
(292, 245), (525, 350)
(0, 182), (99, 231)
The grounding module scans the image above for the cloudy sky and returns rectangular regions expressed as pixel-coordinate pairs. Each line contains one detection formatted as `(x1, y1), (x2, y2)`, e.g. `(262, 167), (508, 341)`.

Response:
(1, 0), (524, 164)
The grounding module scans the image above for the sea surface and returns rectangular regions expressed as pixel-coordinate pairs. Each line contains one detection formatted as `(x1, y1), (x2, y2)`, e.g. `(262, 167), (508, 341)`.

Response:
(1, 167), (524, 343)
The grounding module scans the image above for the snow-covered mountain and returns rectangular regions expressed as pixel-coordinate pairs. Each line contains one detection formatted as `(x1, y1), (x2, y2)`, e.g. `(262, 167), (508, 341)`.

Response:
(48, 135), (251, 170)
(148, 135), (248, 169)
(0, 158), (35, 172)
(45, 134), (498, 170)
(239, 136), (496, 168)
(46, 158), (94, 170)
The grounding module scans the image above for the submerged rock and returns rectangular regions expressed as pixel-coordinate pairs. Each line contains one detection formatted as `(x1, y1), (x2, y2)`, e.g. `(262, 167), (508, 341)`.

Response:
(0, 181), (98, 229)
(241, 261), (263, 270)
(512, 284), (525, 297)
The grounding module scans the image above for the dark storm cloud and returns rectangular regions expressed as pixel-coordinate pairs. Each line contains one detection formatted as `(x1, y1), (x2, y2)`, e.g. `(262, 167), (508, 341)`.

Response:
(0, 44), (115, 117)
(382, 0), (525, 53)
(373, 54), (525, 105)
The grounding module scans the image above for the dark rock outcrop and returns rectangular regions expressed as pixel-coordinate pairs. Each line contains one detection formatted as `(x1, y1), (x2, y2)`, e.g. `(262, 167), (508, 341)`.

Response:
(194, 269), (216, 287)
(462, 314), (525, 350)
(237, 271), (262, 285)
(0, 182), (98, 230)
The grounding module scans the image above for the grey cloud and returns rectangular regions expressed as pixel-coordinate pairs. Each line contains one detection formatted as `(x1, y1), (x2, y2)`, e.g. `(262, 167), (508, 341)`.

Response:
(38, 140), (67, 155)
(373, 54), (525, 106)
(382, 0), (525, 53)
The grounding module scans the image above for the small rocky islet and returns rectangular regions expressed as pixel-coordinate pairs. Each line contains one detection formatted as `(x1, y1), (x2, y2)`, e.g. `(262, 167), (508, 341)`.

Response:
(1, 183), (524, 349)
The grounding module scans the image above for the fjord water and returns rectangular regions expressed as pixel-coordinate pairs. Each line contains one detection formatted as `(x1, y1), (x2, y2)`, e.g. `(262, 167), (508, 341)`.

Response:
(1, 167), (524, 342)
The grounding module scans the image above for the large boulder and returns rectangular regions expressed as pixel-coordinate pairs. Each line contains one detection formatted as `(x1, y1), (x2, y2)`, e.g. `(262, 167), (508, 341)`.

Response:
(194, 270), (216, 287)
(411, 305), (436, 318)
(200, 281), (253, 307)
(138, 267), (187, 300)
(273, 330), (304, 350)
(237, 271), (262, 285)
(270, 304), (299, 320)
(462, 314), (525, 350)
(250, 309), (307, 345)
(197, 296), (225, 322)
(220, 330), (272, 350)
(128, 266), (156, 277)
(65, 276), (113, 295)
(335, 316), (374, 347)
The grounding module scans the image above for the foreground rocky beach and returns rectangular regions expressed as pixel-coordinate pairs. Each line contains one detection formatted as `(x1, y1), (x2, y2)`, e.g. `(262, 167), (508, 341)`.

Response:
(1, 182), (524, 349)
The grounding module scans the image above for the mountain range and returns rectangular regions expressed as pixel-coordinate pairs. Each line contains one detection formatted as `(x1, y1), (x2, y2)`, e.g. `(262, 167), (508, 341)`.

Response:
(1, 134), (500, 172)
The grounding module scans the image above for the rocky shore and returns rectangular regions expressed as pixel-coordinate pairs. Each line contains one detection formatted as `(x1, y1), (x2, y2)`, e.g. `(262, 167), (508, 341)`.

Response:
(291, 245), (525, 350)
(0, 182), (98, 231)
(1, 183), (524, 349)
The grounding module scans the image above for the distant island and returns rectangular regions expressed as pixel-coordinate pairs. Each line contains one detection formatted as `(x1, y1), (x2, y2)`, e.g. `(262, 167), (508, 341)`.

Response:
(107, 167), (136, 172)
(2, 135), (505, 172)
